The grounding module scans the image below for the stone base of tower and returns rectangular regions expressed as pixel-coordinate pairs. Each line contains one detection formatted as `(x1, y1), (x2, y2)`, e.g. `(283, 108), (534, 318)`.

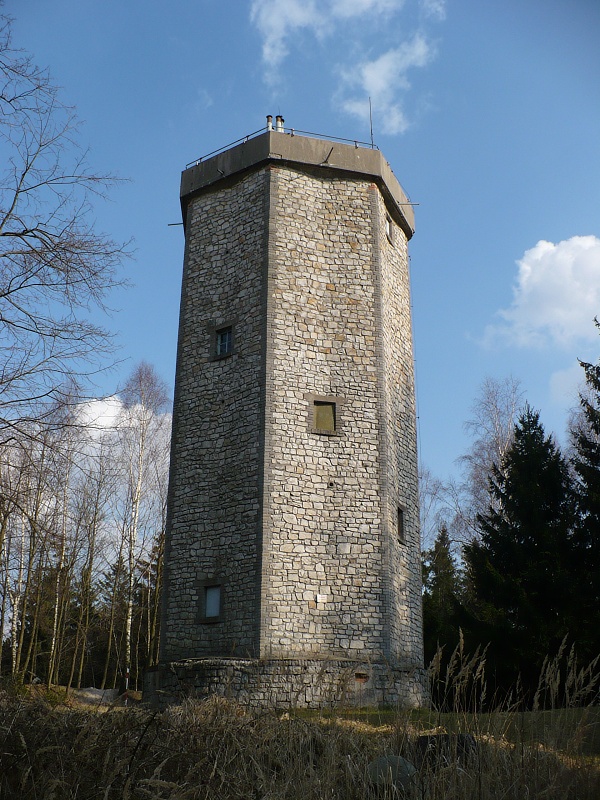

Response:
(144, 658), (428, 710)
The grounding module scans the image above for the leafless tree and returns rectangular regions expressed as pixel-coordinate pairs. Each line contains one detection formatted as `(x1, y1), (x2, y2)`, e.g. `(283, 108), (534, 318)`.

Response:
(0, 14), (128, 441)
(115, 363), (170, 692)
(6, 427), (54, 679)
(419, 377), (525, 551)
(452, 376), (524, 540)
(66, 433), (116, 691)
(0, 367), (171, 688)
(418, 464), (447, 551)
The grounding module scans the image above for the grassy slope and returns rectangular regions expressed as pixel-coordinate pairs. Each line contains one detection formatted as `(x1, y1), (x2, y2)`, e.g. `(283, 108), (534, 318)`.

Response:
(1, 691), (598, 799)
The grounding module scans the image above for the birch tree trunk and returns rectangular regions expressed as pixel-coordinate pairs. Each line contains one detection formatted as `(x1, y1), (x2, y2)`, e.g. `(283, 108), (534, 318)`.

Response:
(47, 453), (72, 686)
(118, 363), (169, 693)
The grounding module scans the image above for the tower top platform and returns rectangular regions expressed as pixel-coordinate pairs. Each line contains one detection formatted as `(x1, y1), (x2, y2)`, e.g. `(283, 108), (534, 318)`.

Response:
(180, 129), (415, 239)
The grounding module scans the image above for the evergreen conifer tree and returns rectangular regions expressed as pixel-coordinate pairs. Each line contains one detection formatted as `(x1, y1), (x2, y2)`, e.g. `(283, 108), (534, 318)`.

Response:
(571, 345), (600, 660)
(463, 405), (578, 694)
(422, 525), (462, 664)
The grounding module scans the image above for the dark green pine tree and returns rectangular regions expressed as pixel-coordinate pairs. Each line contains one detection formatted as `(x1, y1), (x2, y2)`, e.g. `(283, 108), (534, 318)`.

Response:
(422, 525), (463, 664)
(463, 405), (578, 695)
(571, 350), (600, 660)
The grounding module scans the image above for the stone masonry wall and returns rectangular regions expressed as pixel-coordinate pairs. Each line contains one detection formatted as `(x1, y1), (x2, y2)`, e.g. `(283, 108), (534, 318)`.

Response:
(375, 190), (424, 669)
(148, 658), (426, 710)
(260, 166), (421, 666)
(161, 168), (268, 661)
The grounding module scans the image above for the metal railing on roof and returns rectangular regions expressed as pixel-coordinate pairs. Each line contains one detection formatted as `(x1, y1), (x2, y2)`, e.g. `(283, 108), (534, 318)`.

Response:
(185, 126), (378, 168)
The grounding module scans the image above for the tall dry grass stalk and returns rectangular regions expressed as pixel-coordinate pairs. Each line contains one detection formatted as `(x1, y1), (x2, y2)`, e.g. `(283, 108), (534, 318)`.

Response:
(0, 648), (598, 800)
(533, 637), (600, 710)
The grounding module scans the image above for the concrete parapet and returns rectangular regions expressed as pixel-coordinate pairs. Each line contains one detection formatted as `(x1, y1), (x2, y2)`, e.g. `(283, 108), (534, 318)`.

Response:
(180, 131), (415, 238)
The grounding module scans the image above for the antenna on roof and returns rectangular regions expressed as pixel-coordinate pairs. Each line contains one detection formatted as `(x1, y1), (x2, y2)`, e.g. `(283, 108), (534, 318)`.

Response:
(369, 97), (374, 149)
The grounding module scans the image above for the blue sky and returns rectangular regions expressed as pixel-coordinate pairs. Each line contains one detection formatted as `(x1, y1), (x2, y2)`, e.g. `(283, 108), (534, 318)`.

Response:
(7, 0), (600, 483)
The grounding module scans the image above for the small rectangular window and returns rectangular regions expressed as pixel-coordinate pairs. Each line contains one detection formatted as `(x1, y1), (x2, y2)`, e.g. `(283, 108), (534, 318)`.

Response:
(205, 585), (221, 617)
(397, 507), (405, 544)
(385, 214), (393, 243)
(197, 577), (225, 623)
(306, 393), (344, 436)
(216, 326), (233, 357)
(314, 400), (336, 432)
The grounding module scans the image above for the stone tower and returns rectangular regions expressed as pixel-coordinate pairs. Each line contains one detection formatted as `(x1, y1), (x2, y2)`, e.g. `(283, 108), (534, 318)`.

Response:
(155, 119), (425, 707)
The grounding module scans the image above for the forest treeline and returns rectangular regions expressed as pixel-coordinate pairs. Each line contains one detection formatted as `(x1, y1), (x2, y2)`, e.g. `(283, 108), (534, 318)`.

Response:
(422, 357), (600, 704)
(0, 14), (169, 692)
(0, 366), (170, 691)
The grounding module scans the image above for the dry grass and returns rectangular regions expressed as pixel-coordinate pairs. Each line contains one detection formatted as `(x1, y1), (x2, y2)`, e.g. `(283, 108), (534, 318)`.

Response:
(0, 694), (380, 799)
(0, 692), (598, 799)
(1, 644), (599, 800)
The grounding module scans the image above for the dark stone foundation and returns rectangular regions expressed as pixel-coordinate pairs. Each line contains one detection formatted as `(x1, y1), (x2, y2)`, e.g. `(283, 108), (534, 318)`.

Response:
(144, 658), (427, 709)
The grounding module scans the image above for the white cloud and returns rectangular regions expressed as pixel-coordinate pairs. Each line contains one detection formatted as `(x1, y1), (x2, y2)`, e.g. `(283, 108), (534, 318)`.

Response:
(250, 0), (406, 71)
(330, 0), (403, 19)
(76, 396), (123, 433)
(484, 235), (600, 349)
(250, 0), (321, 72)
(420, 0), (446, 21)
(196, 88), (213, 110)
(250, 0), (442, 132)
(338, 34), (434, 134)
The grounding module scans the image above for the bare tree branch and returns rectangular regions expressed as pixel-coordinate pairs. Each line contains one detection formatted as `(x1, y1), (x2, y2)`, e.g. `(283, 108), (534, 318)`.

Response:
(0, 13), (130, 440)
